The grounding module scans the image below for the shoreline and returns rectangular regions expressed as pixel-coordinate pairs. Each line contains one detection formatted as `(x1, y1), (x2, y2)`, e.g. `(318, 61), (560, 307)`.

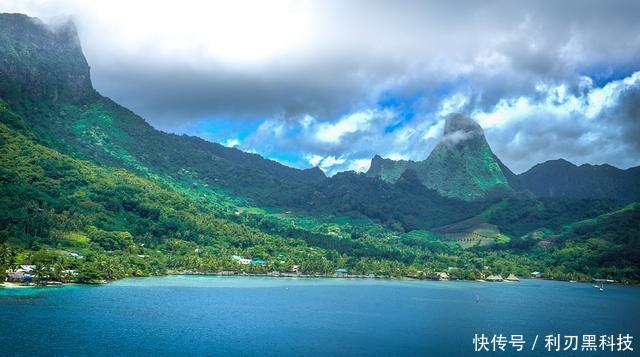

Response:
(172, 271), (393, 280)
(169, 271), (635, 286)
(3, 272), (634, 288)
(1, 281), (78, 288)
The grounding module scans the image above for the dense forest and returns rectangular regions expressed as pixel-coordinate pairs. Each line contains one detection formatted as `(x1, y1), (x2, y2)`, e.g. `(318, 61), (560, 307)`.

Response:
(1, 13), (639, 285)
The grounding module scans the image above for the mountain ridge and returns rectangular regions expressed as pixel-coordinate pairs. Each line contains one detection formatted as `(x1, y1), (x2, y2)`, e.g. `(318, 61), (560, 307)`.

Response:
(367, 114), (511, 201)
(3, 13), (637, 205)
(366, 120), (640, 203)
(1, 13), (639, 284)
(0, 13), (327, 208)
(2, 12), (639, 214)
(517, 158), (640, 202)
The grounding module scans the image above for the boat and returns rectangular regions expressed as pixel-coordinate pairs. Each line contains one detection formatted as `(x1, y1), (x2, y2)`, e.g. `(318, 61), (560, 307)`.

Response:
(600, 284), (604, 292)
(569, 280), (576, 283)
(593, 284), (600, 288)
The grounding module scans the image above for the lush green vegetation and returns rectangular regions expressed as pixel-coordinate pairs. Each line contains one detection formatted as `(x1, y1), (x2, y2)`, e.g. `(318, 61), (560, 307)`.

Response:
(1, 12), (639, 286)
(367, 114), (509, 201)
(517, 159), (640, 203)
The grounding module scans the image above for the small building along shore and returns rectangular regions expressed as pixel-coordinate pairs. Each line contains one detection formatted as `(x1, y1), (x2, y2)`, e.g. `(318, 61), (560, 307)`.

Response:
(5, 265), (36, 283)
(430, 272), (450, 281)
(485, 274), (504, 282)
(505, 274), (520, 282)
(231, 255), (252, 265)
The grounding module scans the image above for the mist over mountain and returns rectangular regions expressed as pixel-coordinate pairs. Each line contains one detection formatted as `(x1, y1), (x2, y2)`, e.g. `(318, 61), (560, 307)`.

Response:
(368, 114), (510, 201)
(0, 10), (640, 356)
(2, 12), (638, 212)
(367, 115), (640, 203)
(0, 13), (97, 105)
(1, 13), (639, 284)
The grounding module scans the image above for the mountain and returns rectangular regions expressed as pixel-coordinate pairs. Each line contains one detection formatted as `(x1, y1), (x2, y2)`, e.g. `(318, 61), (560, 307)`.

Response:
(517, 159), (640, 203)
(1, 13), (639, 283)
(1, 14), (451, 280)
(367, 114), (511, 200)
(366, 115), (640, 203)
(0, 13), (324, 209)
(3, 13), (636, 211)
(0, 14), (97, 105)
(417, 114), (510, 200)
(367, 155), (410, 183)
(0, 13), (493, 231)
(298, 169), (487, 231)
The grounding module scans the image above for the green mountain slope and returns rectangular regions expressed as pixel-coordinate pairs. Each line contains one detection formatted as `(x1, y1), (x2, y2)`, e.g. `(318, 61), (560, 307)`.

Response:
(298, 170), (488, 231)
(367, 114), (510, 201)
(417, 114), (509, 200)
(0, 13), (493, 231)
(0, 99), (322, 274)
(0, 98), (449, 279)
(536, 204), (640, 282)
(0, 13), (324, 210)
(1, 13), (638, 283)
(516, 159), (640, 203)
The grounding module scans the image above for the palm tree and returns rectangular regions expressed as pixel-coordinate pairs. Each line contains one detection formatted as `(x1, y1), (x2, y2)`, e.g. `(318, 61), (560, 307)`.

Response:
(0, 244), (16, 268)
(33, 263), (49, 283)
(50, 260), (66, 282)
(98, 257), (123, 280)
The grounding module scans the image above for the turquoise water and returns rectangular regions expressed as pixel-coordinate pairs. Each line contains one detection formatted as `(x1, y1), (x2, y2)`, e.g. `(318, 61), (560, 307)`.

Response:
(1, 276), (638, 356)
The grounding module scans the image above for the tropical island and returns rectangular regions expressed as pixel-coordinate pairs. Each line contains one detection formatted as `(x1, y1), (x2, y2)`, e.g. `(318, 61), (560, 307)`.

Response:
(1, 13), (639, 288)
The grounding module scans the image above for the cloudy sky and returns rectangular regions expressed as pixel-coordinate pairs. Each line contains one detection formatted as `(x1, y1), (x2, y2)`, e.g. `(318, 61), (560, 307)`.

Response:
(2, 0), (640, 174)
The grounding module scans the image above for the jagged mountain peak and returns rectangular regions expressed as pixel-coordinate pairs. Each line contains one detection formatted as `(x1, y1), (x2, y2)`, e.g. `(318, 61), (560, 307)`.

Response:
(368, 113), (510, 200)
(420, 114), (508, 200)
(0, 13), (325, 208)
(0, 13), (97, 105)
(437, 114), (488, 152)
(443, 113), (484, 137)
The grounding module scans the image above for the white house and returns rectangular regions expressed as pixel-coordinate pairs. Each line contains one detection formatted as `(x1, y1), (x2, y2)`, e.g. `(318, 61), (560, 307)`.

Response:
(63, 270), (78, 277)
(232, 255), (252, 265)
(5, 265), (36, 282)
(18, 265), (35, 273)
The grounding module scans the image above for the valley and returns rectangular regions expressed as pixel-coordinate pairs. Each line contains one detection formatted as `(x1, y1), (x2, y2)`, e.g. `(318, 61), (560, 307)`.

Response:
(0, 13), (639, 286)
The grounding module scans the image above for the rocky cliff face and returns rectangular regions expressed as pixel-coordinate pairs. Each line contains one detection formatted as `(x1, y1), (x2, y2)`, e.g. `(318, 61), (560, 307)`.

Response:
(0, 13), (326, 209)
(366, 113), (640, 202)
(0, 13), (97, 105)
(416, 114), (509, 200)
(366, 114), (510, 201)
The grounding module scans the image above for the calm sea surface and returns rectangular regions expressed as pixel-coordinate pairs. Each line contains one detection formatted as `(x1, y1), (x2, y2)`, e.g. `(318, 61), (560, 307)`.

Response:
(0, 276), (638, 356)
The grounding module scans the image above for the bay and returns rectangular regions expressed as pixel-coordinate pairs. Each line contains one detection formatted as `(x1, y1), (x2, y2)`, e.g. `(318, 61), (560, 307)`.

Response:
(1, 276), (638, 356)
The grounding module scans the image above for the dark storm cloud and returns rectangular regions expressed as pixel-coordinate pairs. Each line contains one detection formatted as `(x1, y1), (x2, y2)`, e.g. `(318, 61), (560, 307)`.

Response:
(8, 0), (635, 123)
(608, 86), (640, 151)
(2, 0), (640, 173)
(92, 56), (401, 128)
(481, 73), (640, 172)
